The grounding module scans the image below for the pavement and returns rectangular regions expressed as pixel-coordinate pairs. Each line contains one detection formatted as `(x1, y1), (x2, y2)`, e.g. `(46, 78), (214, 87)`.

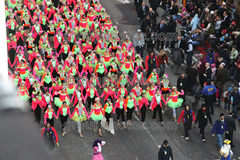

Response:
(27, 0), (240, 159)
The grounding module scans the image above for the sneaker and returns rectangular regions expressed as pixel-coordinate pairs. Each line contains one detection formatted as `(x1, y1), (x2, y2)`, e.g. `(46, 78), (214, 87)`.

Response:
(202, 139), (205, 142)
(185, 137), (189, 141)
(162, 110), (164, 113)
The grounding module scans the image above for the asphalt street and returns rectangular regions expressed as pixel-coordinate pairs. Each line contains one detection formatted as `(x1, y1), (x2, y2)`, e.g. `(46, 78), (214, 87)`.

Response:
(29, 0), (240, 159)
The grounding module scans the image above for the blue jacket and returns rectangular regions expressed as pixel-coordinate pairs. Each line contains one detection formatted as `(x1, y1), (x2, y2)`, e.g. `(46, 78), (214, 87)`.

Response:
(229, 91), (240, 105)
(212, 119), (228, 134)
(206, 52), (215, 65)
(202, 84), (217, 96)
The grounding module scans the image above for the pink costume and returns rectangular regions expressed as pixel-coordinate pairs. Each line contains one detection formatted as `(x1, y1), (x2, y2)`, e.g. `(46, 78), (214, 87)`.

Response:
(138, 97), (149, 110)
(150, 94), (166, 110)
(100, 89), (117, 101)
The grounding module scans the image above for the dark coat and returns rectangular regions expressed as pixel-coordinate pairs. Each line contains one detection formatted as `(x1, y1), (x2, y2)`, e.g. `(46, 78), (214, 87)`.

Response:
(141, 18), (151, 33)
(186, 67), (198, 91)
(177, 76), (188, 91)
(155, 23), (167, 34)
(203, 67), (212, 82)
(216, 68), (228, 85)
(225, 115), (236, 133)
(219, 49), (230, 66)
(167, 20), (176, 33)
(158, 144), (173, 160)
(138, 5), (149, 20)
(195, 108), (212, 128)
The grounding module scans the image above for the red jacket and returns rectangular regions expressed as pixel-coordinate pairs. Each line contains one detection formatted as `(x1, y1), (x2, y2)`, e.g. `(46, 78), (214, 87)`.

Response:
(41, 127), (58, 143)
(178, 109), (196, 124)
(157, 54), (169, 65)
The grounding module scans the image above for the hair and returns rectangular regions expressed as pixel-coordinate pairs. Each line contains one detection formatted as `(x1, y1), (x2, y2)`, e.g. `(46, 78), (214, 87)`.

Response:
(163, 140), (168, 145)
(228, 111), (233, 115)
(169, 16), (173, 21)
(92, 139), (102, 148)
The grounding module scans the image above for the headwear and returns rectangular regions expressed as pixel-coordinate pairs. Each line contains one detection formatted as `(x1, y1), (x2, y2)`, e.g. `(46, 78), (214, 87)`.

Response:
(107, 98), (111, 101)
(220, 113), (224, 117)
(207, 79), (211, 85)
(153, 69), (156, 72)
(142, 90), (146, 94)
(137, 29), (141, 32)
(210, 10), (214, 15)
(223, 139), (231, 144)
(95, 97), (100, 101)
(172, 86), (176, 90)
(222, 30), (227, 34)
(129, 93), (133, 96)
(92, 139), (102, 148)
(162, 74), (169, 78)
(222, 2), (226, 5)
(228, 87), (233, 91)
(231, 21), (236, 25)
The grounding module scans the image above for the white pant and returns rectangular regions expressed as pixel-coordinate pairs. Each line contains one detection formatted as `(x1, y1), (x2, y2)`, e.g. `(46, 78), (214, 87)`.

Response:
(77, 121), (81, 133)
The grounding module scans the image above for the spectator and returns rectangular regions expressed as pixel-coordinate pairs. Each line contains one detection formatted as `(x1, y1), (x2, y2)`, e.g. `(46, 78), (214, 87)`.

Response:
(146, 28), (156, 51)
(210, 63), (216, 80)
(216, 64), (228, 87)
(190, 82), (202, 111)
(141, 14), (151, 33)
(225, 111), (236, 148)
(190, 14), (199, 31)
(195, 104), (212, 142)
(218, 2), (227, 19)
(171, 45), (184, 75)
(172, 4), (183, 20)
(177, 73), (188, 103)
(149, 0), (160, 12)
(145, 50), (158, 78)
(156, 19), (167, 50)
(138, 2), (149, 22)
(165, 16), (177, 50)
(163, 0), (171, 11)
(158, 140), (173, 160)
(223, 87), (233, 111)
(134, 29), (145, 57)
(202, 79), (217, 115)
(185, 37), (193, 68)
(215, 16), (222, 38)
(203, 62), (212, 83)
(186, 63), (198, 91)
(229, 86), (240, 119)
(230, 45), (238, 61)
(191, 28), (205, 46)
(176, 36), (185, 50)
(219, 45), (230, 68)
(149, 8), (158, 27)
(216, 56), (227, 69)
(196, 54), (207, 87)
(220, 11), (231, 31)
(134, 0), (143, 14)
(206, 48), (215, 65)
(212, 113), (229, 148)
(157, 49), (169, 77)
(215, 82), (223, 108)
(162, 2), (178, 18)
(206, 22), (216, 38)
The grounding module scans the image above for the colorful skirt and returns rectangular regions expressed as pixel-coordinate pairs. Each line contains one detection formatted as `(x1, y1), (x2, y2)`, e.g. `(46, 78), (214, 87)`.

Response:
(146, 92), (154, 101)
(167, 98), (183, 109)
(36, 70), (45, 77)
(120, 66), (133, 74)
(72, 112), (87, 122)
(95, 48), (106, 57)
(54, 97), (70, 107)
(19, 94), (29, 101)
(90, 112), (103, 121)
(19, 70), (29, 80)
(67, 87), (75, 95)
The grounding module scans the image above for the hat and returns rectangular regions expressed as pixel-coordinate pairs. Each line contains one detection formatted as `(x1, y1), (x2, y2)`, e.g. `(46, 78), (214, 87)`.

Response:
(142, 90), (146, 94)
(228, 87), (233, 91)
(222, 29), (227, 34)
(220, 113), (224, 117)
(137, 29), (142, 32)
(231, 21), (236, 25)
(95, 97), (100, 101)
(222, 2), (226, 5)
(210, 10), (214, 15)
(162, 73), (169, 78)
(223, 139), (231, 144)
(107, 98), (111, 101)
(207, 79), (211, 85)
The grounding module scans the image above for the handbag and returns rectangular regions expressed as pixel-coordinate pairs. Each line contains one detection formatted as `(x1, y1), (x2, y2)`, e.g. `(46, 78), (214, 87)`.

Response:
(188, 86), (200, 103)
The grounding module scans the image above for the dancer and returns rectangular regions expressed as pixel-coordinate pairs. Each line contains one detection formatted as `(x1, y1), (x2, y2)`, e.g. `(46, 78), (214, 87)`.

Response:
(32, 94), (43, 125)
(103, 99), (113, 131)
(100, 85), (116, 103)
(160, 74), (170, 110)
(88, 98), (103, 136)
(71, 99), (88, 137)
(92, 140), (106, 160)
(56, 101), (72, 136)
(85, 84), (100, 109)
(125, 93), (137, 125)
(166, 86), (184, 122)
(44, 105), (57, 127)
(138, 90), (149, 125)
(71, 86), (84, 107)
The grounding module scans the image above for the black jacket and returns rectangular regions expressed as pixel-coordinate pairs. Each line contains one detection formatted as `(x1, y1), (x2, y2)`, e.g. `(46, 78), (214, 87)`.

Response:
(149, 11), (158, 25)
(155, 23), (167, 34)
(221, 16), (231, 30)
(225, 115), (236, 133)
(134, 0), (142, 5)
(195, 108), (212, 128)
(216, 68), (228, 85)
(203, 67), (212, 82)
(138, 5), (149, 20)
(219, 49), (230, 66)
(175, 40), (185, 50)
(186, 67), (198, 90)
(167, 20), (176, 33)
(177, 77), (188, 91)
(158, 144), (173, 160)
(141, 18), (151, 33)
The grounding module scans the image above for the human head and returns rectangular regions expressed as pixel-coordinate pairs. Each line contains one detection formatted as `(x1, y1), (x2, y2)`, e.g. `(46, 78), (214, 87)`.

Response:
(205, 62), (210, 68)
(142, 1), (145, 6)
(46, 123), (51, 129)
(220, 113), (224, 120)
(185, 105), (190, 111)
(163, 140), (168, 146)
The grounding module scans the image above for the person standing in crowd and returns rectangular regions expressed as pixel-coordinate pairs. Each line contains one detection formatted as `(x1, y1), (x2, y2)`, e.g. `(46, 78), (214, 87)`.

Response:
(186, 63), (198, 91)
(41, 123), (59, 152)
(138, 2), (149, 22)
(219, 45), (230, 68)
(149, 0), (160, 12)
(197, 54), (207, 87)
(158, 140), (173, 160)
(178, 105), (196, 141)
(212, 113), (229, 148)
(203, 62), (212, 83)
(157, 49), (169, 77)
(134, 0), (143, 14)
(177, 73), (188, 103)
(171, 44), (184, 75)
(202, 79), (217, 115)
(229, 86), (240, 119)
(225, 111), (236, 148)
(149, 8), (158, 26)
(195, 104), (212, 142)
(141, 14), (151, 33)
(92, 140), (106, 160)
(156, 19), (167, 50)
(184, 37), (193, 68)
(145, 50), (158, 78)
(216, 64), (228, 89)
(165, 16), (177, 50)
(134, 29), (145, 57)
